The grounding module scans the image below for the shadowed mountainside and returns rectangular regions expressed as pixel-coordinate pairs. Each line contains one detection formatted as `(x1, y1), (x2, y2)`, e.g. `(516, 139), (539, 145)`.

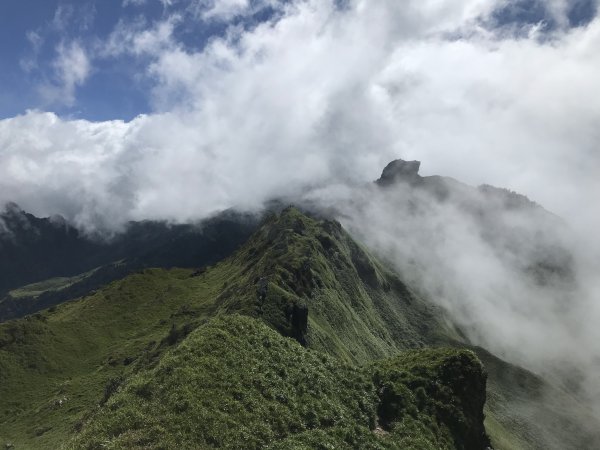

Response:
(0, 204), (259, 322)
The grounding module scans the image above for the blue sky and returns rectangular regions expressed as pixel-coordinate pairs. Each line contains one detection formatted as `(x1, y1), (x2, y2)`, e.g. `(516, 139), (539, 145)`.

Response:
(0, 0), (596, 122)
(0, 0), (280, 121)
(0, 0), (156, 120)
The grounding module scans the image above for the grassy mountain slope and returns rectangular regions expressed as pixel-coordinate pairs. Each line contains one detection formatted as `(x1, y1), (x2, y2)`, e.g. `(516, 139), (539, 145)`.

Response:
(0, 205), (258, 321)
(216, 207), (462, 361)
(68, 315), (487, 450)
(0, 207), (475, 448)
(475, 348), (600, 450)
(0, 268), (211, 448)
(0, 207), (596, 449)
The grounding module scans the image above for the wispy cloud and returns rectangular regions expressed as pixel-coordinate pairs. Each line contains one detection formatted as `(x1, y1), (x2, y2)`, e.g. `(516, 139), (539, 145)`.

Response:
(19, 30), (44, 73)
(189, 0), (281, 21)
(38, 41), (91, 107)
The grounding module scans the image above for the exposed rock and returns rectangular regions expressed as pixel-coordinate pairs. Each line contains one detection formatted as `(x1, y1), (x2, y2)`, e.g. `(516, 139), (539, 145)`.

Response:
(376, 159), (421, 186)
(189, 267), (207, 277)
(373, 350), (490, 450)
(287, 302), (308, 346)
(257, 277), (269, 302)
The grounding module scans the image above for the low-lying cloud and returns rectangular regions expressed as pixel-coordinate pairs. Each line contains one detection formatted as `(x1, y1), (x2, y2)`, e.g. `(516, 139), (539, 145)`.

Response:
(305, 173), (600, 439)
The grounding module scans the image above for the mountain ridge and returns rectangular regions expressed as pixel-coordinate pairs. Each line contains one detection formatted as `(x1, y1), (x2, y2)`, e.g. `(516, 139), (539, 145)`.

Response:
(1, 206), (598, 449)
(1, 160), (598, 449)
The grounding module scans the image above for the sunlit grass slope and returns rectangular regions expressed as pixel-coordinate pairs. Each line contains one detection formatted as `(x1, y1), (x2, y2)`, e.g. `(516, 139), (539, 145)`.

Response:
(68, 315), (487, 450)
(0, 268), (218, 448)
(8, 270), (95, 299)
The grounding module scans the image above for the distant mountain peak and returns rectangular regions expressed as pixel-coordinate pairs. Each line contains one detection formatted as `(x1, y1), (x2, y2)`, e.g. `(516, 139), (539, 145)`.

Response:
(2, 201), (24, 216)
(376, 159), (421, 186)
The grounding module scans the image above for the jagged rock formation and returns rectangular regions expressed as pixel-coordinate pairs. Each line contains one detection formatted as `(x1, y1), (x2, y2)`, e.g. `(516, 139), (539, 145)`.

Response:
(376, 159), (422, 186)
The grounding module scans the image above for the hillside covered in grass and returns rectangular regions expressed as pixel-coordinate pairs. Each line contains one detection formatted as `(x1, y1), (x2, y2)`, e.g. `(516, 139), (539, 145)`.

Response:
(1, 207), (598, 449)
(68, 315), (488, 450)
(0, 204), (258, 321)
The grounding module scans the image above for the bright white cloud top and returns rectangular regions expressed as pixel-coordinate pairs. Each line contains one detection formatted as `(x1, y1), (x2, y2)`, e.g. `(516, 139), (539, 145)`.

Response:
(1, 0), (598, 239)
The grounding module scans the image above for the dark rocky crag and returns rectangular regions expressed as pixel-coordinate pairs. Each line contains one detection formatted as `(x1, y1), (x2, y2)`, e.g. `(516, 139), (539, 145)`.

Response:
(376, 159), (422, 186)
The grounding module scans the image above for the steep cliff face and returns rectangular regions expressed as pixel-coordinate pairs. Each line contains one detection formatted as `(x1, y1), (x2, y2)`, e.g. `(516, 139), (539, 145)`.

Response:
(372, 349), (490, 450)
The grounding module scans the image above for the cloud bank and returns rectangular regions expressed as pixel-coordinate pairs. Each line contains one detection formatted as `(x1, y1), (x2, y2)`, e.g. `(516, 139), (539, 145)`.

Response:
(1, 0), (598, 236)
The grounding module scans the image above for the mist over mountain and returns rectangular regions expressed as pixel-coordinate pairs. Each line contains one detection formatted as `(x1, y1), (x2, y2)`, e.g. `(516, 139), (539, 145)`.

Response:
(302, 159), (600, 417)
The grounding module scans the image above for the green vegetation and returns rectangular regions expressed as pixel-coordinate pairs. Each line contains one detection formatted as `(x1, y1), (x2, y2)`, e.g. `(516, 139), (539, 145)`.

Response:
(1, 207), (597, 449)
(371, 349), (488, 450)
(0, 268), (213, 448)
(70, 315), (375, 449)
(8, 267), (100, 299)
(68, 315), (487, 450)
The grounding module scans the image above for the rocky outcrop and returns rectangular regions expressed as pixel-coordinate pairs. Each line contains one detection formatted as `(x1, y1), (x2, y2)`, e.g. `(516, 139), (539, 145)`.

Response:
(373, 349), (490, 450)
(376, 159), (421, 186)
(256, 276), (308, 346)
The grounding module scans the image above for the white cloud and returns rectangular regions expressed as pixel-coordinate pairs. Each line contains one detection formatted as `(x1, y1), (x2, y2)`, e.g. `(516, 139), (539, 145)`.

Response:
(19, 30), (44, 73)
(26, 30), (43, 52)
(3, 0), (599, 235)
(0, 112), (130, 230)
(123, 0), (149, 6)
(38, 41), (92, 107)
(101, 15), (179, 58)
(51, 4), (75, 31)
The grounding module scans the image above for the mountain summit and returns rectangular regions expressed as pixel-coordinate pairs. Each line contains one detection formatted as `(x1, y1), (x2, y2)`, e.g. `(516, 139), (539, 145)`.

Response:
(376, 159), (422, 186)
